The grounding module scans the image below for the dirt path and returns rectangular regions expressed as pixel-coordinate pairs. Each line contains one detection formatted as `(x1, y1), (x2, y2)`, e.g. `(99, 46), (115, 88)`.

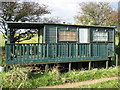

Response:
(39, 77), (119, 88)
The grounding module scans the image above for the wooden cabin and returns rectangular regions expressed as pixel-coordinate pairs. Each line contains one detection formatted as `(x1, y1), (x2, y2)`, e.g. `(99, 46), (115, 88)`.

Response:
(5, 22), (116, 70)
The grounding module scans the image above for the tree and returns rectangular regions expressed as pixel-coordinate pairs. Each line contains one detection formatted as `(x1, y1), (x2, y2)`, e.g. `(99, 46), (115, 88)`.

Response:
(0, 1), (50, 43)
(40, 17), (62, 24)
(74, 2), (118, 26)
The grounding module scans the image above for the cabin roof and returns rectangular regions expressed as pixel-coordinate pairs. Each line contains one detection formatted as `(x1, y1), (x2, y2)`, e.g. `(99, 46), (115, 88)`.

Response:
(6, 22), (115, 29)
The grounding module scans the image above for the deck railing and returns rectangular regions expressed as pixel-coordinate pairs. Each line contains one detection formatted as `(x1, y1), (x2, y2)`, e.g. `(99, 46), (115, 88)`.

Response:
(5, 43), (108, 64)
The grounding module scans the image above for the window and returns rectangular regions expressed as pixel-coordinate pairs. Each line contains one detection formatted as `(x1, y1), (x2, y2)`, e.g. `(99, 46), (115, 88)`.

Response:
(93, 31), (108, 41)
(59, 30), (77, 41)
(79, 28), (89, 43)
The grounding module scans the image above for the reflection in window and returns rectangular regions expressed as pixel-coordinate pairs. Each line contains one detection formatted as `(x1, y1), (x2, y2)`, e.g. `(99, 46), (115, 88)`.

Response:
(59, 30), (77, 41)
(93, 31), (108, 41)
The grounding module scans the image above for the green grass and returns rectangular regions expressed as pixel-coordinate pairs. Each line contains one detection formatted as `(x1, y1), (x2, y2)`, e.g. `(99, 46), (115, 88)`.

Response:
(75, 79), (119, 88)
(0, 66), (119, 88)
(0, 34), (40, 47)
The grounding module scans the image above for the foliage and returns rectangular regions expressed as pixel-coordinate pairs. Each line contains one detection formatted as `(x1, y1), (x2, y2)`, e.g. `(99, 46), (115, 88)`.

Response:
(74, 2), (118, 26)
(0, 67), (30, 88)
(0, 66), (119, 88)
(0, 1), (50, 43)
(40, 17), (62, 24)
(75, 79), (119, 88)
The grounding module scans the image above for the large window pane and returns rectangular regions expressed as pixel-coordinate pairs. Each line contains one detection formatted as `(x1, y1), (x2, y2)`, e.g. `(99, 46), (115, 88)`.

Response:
(93, 31), (108, 41)
(59, 30), (77, 41)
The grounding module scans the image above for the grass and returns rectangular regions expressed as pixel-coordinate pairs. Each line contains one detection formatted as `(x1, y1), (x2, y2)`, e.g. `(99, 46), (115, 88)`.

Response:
(75, 79), (120, 88)
(0, 34), (39, 47)
(0, 66), (119, 88)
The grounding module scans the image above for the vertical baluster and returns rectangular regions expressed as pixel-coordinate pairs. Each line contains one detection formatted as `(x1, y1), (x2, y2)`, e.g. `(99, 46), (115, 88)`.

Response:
(106, 44), (108, 56)
(16, 45), (18, 62)
(43, 44), (45, 58)
(41, 44), (43, 58)
(81, 44), (83, 57)
(86, 44), (87, 57)
(12, 44), (15, 60)
(27, 44), (29, 60)
(84, 44), (87, 57)
(55, 44), (58, 58)
(53, 44), (54, 58)
(62, 44), (64, 58)
(79, 44), (81, 57)
(23, 44), (25, 61)
(5, 44), (8, 63)
(47, 44), (49, 58)
(64, 44), (66, 58)
(34, 44), (36, 59)
(58, 44), (60, 58)
(76, 44), (78, 58)
(87, 44), (89, 57)
(30, 44), (32, 60)
(61, 44), (62, 58)
(66, 44), (68, 58)
(20, 44), (22, 62)
(89, 44), (91, 57)
(37, 44), (39, 60)
(73, 44), (75, 58)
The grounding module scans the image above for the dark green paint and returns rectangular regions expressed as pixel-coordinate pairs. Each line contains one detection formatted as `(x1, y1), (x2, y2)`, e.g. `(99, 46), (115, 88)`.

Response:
(6, 43), (110, 65)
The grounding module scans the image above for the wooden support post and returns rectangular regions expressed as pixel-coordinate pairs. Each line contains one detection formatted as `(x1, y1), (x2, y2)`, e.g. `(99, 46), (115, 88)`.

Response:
(106, 60), (108, 69)
(5, 65), (8, 72)
(69, 62), (71, 72)
(88, 61), (91, 70)
(45, 64), (49, 73)
(116, 54), (118, 66)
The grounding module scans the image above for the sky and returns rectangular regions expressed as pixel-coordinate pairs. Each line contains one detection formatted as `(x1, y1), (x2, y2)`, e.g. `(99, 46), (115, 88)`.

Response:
(24, 0), (119, 24)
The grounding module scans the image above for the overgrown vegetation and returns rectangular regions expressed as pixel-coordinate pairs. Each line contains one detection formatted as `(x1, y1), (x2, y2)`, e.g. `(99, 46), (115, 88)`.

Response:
(75, 79), (119, 88)
(0, 66), (119, 88)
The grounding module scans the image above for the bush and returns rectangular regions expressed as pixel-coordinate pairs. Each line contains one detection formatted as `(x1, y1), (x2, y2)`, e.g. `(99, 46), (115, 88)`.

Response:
(0, 67), (30, 88)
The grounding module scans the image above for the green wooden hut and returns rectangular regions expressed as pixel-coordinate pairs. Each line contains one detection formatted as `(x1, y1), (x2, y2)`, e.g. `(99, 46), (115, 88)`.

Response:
(5, 22), (116, 70)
